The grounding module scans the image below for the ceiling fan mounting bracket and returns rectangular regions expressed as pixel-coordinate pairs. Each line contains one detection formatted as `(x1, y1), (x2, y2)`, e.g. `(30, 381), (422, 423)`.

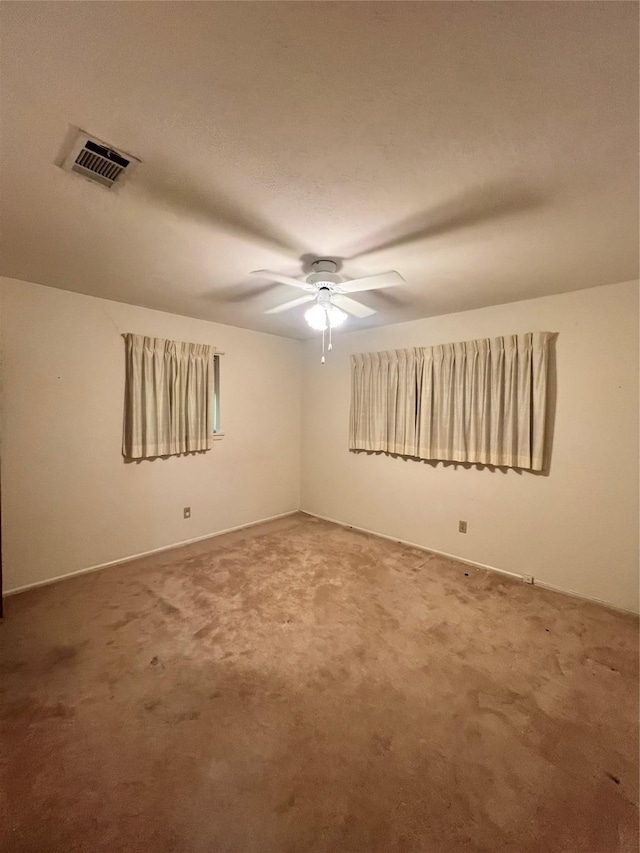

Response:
(311, 259), (338, 274)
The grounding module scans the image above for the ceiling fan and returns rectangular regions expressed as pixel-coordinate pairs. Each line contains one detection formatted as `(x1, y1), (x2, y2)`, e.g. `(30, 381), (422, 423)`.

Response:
(252, 260), (403, 360)
(252, 260), (403, 361)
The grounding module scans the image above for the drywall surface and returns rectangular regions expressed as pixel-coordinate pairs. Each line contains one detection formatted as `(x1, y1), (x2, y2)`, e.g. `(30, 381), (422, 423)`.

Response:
(301, 280), (639, 613)
(1, 277), (302, 591)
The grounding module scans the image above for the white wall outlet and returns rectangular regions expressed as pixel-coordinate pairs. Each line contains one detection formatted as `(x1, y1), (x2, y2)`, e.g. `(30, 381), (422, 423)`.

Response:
(522, 574), (534, 584)
(458, 520), (468, 534)
(183, 507), (191, 519)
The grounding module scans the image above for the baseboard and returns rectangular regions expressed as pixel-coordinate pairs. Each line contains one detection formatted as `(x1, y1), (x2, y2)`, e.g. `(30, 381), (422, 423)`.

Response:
(4, 510), (300, 597)
(532, 579), (638, 616)
(300, 510), (525, 580)
(7, 508), (636, 617)
(300, 510), (639, 617)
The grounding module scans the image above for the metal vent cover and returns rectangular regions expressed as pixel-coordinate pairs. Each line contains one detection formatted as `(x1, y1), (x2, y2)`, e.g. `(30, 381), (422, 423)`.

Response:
(60, 129), (140, 189)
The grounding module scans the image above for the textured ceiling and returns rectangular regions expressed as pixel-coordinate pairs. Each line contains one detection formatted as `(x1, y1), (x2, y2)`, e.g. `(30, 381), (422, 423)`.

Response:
(1, 1), (638, 339)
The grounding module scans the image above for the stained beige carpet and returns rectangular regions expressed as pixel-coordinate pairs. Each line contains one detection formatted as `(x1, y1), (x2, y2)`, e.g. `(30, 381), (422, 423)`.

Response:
(0, 513), (638, 853)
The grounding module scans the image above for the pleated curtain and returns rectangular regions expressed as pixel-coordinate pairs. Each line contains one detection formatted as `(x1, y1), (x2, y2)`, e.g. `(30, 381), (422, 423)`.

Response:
(349, 332), (551, 471)
(350, 349), (422, 457)
(122, 334), (214, 459)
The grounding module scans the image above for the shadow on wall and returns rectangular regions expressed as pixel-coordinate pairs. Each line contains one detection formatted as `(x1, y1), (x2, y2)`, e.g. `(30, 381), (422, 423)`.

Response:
(123, 451), (210, 466)
(351, 334), (558, 478)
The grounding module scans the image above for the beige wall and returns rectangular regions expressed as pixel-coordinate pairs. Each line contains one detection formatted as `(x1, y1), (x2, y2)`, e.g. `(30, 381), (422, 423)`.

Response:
(2, 277), (638, 614)
(1, 277), (302, 592)
(301, 280), (639, 613)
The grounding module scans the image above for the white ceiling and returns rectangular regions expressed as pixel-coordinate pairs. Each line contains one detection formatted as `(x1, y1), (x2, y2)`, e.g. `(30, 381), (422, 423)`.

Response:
(1, 2), (638, 339)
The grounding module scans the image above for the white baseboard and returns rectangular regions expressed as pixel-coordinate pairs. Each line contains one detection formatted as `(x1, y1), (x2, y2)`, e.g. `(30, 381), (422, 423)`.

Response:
(300, 510), (525, 580)
(532, 579), (638, 616)
(6, 508), (636, 617)
(4, 510), (299, 597)
(300, 510), (639, 616)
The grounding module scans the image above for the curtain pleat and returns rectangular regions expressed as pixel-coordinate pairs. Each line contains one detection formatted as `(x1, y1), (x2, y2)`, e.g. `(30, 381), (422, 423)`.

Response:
(350, 332), (551, 471)
(350, 349), (422, 456)
(122, 334), (214, 459)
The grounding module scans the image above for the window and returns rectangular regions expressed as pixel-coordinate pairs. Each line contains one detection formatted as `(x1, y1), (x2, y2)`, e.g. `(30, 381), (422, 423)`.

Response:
(349, 333), (552, 471)
(213, 353), (223, 437)
(122, 334), (215, 458)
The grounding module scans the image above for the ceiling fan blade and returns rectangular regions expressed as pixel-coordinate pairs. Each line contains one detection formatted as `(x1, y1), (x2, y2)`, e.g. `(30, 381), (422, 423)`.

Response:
(332, 294), (377, 318)
(339, 271), (404, 293)
(251, 270), (313, 291)
(265, 294), (316, 315)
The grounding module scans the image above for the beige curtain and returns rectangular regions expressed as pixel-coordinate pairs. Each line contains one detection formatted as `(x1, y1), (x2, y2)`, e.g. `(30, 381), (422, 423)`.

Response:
(350, 332), (551, 471)
(350, 349), (422, 456)
(122, 334), (214, 459)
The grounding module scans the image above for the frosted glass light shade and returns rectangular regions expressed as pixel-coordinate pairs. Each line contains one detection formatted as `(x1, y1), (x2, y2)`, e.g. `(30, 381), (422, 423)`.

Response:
(327, 305), (347, 327)
(305, 303), (328, 331)
(305, 302), (348, 331)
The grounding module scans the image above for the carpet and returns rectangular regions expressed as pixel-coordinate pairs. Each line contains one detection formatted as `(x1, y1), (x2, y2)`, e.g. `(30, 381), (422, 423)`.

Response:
(0, 513), (638, 852)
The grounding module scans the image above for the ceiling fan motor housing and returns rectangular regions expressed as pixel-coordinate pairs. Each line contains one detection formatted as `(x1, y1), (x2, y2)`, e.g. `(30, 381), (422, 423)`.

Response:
(308, 259), (342, 290)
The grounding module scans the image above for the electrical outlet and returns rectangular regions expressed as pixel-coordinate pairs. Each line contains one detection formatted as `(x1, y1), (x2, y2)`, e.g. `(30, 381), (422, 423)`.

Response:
(183, 507), (191, 519)
(458, 520), (467, 534)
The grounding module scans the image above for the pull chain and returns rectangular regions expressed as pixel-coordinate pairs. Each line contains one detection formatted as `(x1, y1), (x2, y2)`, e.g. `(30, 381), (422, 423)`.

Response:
(328, 322), (333, 351)
(321, 326), (325, 364)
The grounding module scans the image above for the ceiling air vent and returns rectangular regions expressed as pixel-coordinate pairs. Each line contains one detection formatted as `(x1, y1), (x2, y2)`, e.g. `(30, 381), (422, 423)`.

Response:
(60, 129), (140, 189)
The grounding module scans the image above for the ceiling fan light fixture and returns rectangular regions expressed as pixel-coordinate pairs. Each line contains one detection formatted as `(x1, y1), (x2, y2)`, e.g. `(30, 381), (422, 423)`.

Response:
(304, 302), (348, 331)
(327, 304), (347, 327)
(305, 303), (329, 331)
